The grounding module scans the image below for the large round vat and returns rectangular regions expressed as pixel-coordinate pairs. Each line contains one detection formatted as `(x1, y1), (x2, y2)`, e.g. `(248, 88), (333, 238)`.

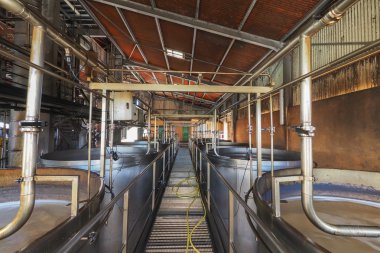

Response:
(254, 168), (380, 253)
(40, 144), (150, 170)
(0, 167), (103, 253)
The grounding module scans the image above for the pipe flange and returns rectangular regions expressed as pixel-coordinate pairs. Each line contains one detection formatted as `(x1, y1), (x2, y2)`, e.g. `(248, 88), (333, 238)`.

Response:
(321, 10), (343, 26)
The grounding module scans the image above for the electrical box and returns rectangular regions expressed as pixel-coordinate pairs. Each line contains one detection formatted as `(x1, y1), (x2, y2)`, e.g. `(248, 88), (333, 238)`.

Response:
(114, 92), (138, 121)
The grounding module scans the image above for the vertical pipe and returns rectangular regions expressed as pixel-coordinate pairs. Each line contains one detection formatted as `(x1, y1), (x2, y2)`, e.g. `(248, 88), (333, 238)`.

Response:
(207, 162), (211, 211)
(146, 108), (151, 154)
(256, 94), (262, 177)
(163, 119), (166, 144)
(99, 89), (107, 179)
(152, 161), (156, 209)
(270, 95), (274, 176)
(279, 89), (285, 126)
(109, 92), (115, 190)
(229, 191), (234, 253)
(162, 152), (166, 183)
(87, 93), (93, 199)
(247, 93), (253, 185)
(0, 25), (45, 239)
(154, 116), (158, 151)
(1, 111), (6, 168)
(122, 191), (129, 253)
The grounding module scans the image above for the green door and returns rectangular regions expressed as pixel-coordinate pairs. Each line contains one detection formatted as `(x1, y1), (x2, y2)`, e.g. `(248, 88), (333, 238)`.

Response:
(158, 126), (163, 140)
(182, 127), (189, 142)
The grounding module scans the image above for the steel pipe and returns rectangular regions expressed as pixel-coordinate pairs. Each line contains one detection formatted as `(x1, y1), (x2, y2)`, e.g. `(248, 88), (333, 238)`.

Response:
(87, 93), (93, 199)
(256, 94), (262, 177)
(99, 90), (107, 179)
(0, 0), (106, 75)
(299, 33), (380, 237)
(210, 0), (362, 112)
(0, 25), (45, 239)
(146, 108), (151, 154)
(109, 93), (115, 189)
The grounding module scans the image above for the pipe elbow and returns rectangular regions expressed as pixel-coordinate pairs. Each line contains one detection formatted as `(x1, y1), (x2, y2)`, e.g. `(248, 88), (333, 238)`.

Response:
(0, 186), (35, 239)
(302, 193), (380, 237)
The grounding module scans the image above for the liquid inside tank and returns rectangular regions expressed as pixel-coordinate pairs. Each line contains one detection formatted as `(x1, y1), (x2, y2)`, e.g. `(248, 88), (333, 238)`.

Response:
(255, 168), (380, 252)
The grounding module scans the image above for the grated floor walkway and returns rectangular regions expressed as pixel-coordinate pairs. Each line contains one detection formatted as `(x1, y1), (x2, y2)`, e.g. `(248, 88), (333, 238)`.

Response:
(145, 147), (214, 253)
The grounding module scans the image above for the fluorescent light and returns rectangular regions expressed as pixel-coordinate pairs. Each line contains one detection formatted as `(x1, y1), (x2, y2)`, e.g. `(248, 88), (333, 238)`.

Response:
(166, 48), (185, 59)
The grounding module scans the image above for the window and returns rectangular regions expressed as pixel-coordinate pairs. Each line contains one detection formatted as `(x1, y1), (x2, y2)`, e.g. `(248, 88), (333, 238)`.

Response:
(166, 48), (185, 59)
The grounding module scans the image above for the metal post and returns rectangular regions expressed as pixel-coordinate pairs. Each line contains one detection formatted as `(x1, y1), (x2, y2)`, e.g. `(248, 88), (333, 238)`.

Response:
(247, 93), (254, 186)
(109, 92), (115, 190)
(163, 119), (166, 144)
(229, 191), (234, 253)
(146, 108), (151, 154)
(1, 111), (6, 168)
(152, 161), (156, 209)
(100, 89), (107, 179)
(162, 152), (166, 183)
(122, 191), (129, 253)
(207, 162), (211, 211)
(256, 93), (262, 177)
(269, 94), (274, 176)
(0, 25), (45, 239)
(87, 93), (93, 199)
(154, 116), (157, 151)
(195, 146), (198, 171)
(199, 150), (202, 182)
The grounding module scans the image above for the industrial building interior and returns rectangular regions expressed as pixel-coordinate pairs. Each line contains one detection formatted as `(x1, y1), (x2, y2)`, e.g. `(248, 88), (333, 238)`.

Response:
(0, 0), (379, 252)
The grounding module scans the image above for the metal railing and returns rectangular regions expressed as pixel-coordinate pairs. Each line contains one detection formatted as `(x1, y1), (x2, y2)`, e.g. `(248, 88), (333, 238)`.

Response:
(189, 140), (287, 253)
(56, 140), (179, 253)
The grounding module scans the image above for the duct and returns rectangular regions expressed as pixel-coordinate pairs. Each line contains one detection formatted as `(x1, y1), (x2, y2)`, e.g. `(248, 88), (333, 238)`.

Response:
(299, 32), (380, 237)
(0, 24), (45, 239)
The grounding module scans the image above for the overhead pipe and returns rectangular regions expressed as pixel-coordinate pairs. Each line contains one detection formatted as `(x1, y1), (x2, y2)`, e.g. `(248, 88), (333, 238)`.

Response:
(2, 0), (107, 76)
(298, 0), (380, 237)
(209, 0), (362, 113)
(0, 20), (45, 238)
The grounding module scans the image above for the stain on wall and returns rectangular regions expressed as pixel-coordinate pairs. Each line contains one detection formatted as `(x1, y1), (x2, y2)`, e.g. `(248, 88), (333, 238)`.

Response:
(236, 87), (380, 171)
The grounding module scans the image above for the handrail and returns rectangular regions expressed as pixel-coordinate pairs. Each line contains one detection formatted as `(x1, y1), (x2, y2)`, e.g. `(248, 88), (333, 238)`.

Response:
(191, 141), (287, 253)
(56, 142), (176, 253)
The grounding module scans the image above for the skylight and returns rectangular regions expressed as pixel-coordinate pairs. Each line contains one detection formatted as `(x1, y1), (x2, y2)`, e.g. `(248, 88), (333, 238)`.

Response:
(166, 48), (185, 59)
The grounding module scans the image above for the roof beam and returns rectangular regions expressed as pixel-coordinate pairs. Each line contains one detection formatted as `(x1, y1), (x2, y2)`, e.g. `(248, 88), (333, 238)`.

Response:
(124, 59), (225, 86)
(92, 0), (283, 50)
(89, 83), (272, 93)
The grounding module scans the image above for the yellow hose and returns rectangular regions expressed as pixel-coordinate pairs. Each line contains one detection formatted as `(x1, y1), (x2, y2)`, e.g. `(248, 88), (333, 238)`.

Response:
(172, 175), (207, 253)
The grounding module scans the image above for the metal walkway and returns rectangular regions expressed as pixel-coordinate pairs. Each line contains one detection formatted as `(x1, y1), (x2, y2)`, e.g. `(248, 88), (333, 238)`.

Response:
(145, 148), (214, 253)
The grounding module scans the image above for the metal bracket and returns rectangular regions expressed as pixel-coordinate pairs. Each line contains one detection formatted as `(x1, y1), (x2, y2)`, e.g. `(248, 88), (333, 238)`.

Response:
(293, 124), (315, 137)
(19, 120), (47, 132)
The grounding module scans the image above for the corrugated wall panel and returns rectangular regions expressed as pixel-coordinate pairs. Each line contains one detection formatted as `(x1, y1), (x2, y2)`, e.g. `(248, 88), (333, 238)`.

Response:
(291, 0), (379, 106)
